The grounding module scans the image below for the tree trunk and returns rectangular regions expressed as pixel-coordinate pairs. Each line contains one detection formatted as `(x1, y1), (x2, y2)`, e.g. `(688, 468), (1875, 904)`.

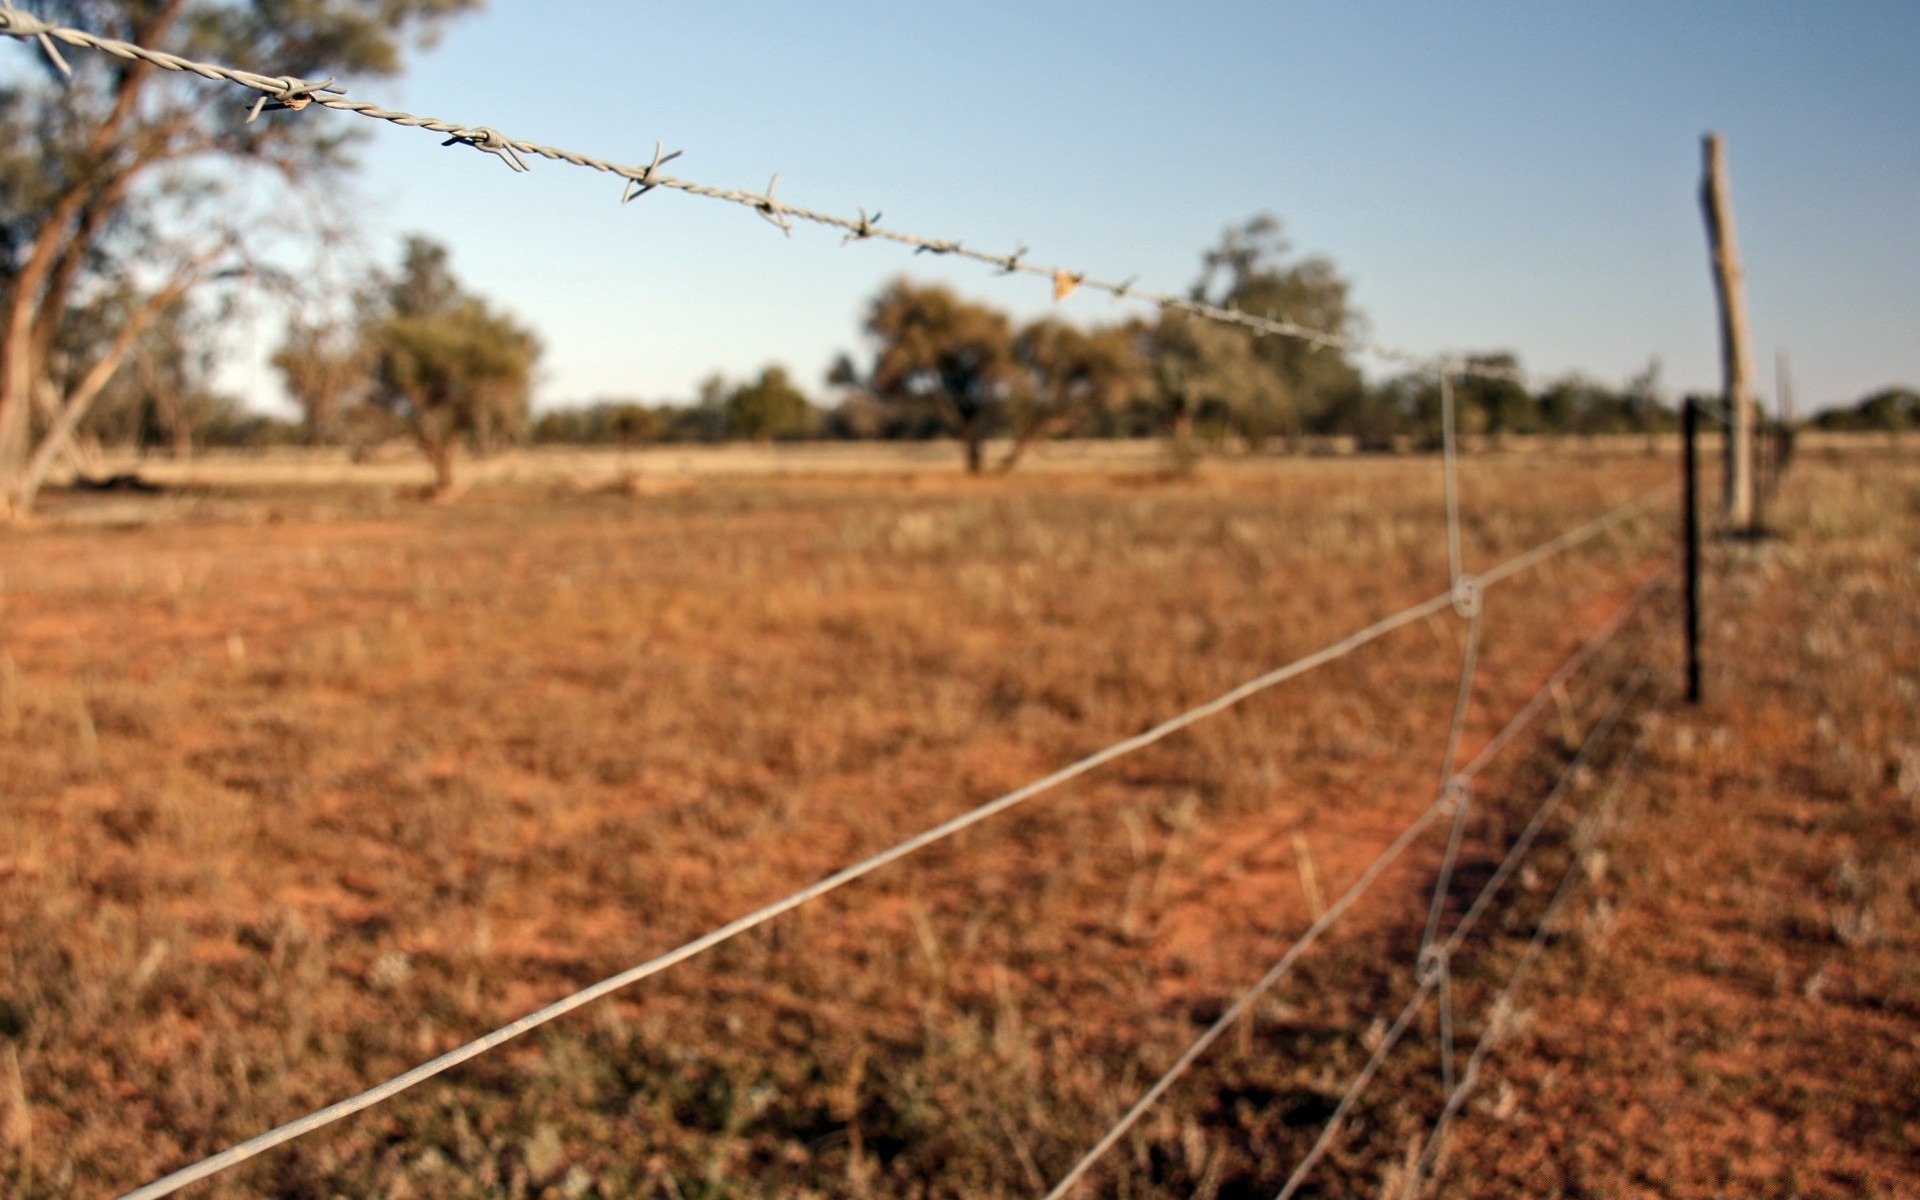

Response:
(13, 282), (185, 512)
(426, 437), (457, 497)
(962, 421), (984, 474)
(1168, 407), (1197, 471)
(0, 0), (188, 519)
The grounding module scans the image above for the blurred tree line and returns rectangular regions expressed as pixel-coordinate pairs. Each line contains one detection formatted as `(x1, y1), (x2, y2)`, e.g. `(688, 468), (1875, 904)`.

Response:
(515, 216), (1711, 475)
(2, 0), (1908, 514)
(1809, 387), (1919, 433)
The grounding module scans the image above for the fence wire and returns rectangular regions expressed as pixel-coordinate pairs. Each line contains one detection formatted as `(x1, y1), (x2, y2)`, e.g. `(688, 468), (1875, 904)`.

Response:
(1272, 670), (1648, 1200)
(1043, 568), (1667, 1199)
(0, 7), (1532, 382)
(1409, 709), (1656, 1192)
(0, 13), (1698, 1199)
(112, 483), (1665, 1200)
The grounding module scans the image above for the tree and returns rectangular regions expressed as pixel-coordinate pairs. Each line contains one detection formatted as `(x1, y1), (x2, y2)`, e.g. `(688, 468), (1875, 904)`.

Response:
(1147, 310), (1284, 465)
(274, 313), (373, 445)
(366, 237), (540, 498)
(1191, 215), (1363, 437)
(0, 0), (480, 517)
(724, 365), (815, 444)
(1813, 386), (1919, 433)
(1000, 318), (1141, 471)
(864, 279), (1017, 473)
(8, 241), (231, 507)
(1451, 352), (1532, 439)
(104, 296), (233, 458)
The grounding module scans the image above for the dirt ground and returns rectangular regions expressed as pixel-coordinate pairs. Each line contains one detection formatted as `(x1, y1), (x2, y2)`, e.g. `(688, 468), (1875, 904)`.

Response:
(0, 441), (1912, 1198)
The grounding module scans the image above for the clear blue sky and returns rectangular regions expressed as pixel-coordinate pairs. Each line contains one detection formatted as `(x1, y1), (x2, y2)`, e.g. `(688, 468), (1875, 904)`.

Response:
(266, 0), (1918, 413)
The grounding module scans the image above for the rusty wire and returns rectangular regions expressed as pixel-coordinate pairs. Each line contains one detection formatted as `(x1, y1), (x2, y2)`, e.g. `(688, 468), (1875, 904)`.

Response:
(0, 7), (1531, 382)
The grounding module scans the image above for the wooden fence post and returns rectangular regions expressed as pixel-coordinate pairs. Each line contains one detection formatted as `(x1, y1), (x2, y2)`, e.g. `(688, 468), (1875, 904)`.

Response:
(1700, 132), (1756, 532)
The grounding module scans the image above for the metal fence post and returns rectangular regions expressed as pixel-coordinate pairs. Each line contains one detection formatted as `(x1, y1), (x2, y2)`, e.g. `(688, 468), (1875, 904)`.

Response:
(1683, 398), (1703, 703)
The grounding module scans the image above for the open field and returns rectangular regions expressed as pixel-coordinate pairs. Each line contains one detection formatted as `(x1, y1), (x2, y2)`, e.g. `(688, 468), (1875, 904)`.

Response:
(0, 442), (1914, 1198)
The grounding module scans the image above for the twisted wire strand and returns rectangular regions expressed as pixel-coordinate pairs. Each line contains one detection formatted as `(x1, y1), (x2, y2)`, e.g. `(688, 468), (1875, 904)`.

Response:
(1042, 568), (1661, 1200)
(1272, 670), (1648, 1200)
(0, 9), (1533, 381)
(1421, 602), (1480, 962)
(1440, 370), (1466, 588)
(112, 491), (1669, 1200)
(1409, 711), (1657, 1189)
(1420, 362), (1476, 1096)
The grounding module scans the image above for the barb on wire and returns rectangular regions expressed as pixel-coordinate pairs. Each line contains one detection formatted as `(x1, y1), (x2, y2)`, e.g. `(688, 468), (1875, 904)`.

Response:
(244, 75), (340, 123)
(755, 173), (792, 236)
(0, 9), (1535, 382)
(1042, 568), (1664, 1200)
(841, 205), (883, 243)
(112, 492), (1669, 1200)
(620, 141), (684, 203)
(440, 125), (528, 172)
(1273, 670), (1649, 1200)
(0, 3), (69, 75)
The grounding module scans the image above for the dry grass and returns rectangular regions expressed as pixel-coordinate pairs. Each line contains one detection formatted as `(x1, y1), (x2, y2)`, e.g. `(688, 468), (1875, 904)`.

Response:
(1431, 443), (1920, 1199)
(0, 441), (1908, 1198)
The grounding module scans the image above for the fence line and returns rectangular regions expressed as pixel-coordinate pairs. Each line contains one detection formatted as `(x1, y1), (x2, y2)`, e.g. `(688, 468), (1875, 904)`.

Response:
(1410, 709), (1657, 1191)
(0, 13), (1695, 1197)
(1272, 670), (1648, 1199)
(114, 485), (1665, 1200)
(0, 8), (1528, 383)
(1043, 570), (1666, 1199)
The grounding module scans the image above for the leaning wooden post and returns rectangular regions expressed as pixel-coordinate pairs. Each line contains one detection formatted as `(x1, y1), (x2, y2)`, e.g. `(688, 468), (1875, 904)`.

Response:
(1683, 397), (1703, 703)
(1700, 132), (1756, 531)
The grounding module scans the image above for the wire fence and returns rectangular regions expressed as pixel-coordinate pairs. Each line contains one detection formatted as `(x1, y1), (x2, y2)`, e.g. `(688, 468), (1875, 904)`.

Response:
(3, 11), (1681, 1199)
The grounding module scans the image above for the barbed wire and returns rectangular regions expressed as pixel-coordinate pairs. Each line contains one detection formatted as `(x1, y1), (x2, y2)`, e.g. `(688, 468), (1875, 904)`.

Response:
(1042, 565), (1667, 1199)
(111, 485), (1667, 1200)
(1272, 668), (1650, 1200)
(0, 8), (1536, 383)
(0, 14), (1696, 1198)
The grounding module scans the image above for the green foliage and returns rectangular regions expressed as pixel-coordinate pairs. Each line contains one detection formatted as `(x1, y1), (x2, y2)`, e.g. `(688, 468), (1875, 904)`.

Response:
(864, 279), (1019, 472)
(1002, 318), (1142, 467)
(273, 313), (374, 445)
(52, 292), (236, 455)
(724, 366), (816, 443)
(1191, 215), (1363, 435)
(367, 236), (541, 492)
(1813, 387), (1919, 432)
(1148, 310), (1284, 459)
(534, 401), (667, 446)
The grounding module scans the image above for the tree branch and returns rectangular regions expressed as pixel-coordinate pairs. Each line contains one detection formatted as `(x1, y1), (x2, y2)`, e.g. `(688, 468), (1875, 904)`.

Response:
(14, 247), (223, 511)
